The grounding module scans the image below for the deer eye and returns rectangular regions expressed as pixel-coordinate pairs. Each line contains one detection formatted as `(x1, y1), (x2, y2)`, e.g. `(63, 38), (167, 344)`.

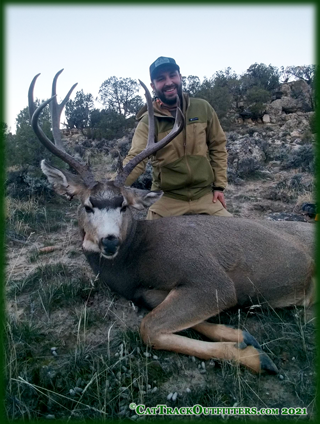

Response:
(84, 205), (94, 214)
(120, 205), (128, 213)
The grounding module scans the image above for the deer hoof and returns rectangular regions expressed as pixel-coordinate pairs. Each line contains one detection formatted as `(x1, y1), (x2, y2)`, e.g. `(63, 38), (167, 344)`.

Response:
(235, 341), (248, 349)
(243, 331), (262, 350)
(258, 350), (279, 374)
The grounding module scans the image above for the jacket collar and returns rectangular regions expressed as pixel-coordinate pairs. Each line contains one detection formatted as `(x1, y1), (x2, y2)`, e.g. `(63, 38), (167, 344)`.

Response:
(136, 92), (190, 121)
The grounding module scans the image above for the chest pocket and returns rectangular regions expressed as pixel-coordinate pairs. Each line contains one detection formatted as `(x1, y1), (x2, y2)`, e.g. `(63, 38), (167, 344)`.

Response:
(187, 122), (208, 156)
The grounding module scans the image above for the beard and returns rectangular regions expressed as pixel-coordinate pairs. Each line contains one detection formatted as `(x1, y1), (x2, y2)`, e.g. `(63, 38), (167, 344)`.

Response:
(154, 82), (183, 106)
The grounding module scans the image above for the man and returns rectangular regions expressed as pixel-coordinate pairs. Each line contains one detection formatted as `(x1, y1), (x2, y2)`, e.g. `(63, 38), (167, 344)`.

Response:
(123, 56), (232, 219)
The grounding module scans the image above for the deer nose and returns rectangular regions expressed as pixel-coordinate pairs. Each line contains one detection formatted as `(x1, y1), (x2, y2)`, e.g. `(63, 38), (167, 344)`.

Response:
(101, 236), (120, 255)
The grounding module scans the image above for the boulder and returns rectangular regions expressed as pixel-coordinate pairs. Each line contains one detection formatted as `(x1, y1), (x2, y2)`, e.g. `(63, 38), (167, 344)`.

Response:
(265, 80), (313, 124)
(281, 97), (300, 113)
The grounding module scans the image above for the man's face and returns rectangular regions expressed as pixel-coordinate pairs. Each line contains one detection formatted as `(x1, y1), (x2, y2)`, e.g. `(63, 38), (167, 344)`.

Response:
(151, 67), (183, 106)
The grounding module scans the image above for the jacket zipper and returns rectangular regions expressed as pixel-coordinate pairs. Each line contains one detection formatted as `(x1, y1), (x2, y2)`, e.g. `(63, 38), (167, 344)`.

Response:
(183, 117), (192, 201)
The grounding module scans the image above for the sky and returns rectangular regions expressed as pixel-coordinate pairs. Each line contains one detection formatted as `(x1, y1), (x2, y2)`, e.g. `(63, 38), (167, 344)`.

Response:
(5, 4), (315, 133)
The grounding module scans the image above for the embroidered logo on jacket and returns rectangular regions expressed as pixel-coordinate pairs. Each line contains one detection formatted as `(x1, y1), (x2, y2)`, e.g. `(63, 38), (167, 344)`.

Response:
(189, 117), (199, 122)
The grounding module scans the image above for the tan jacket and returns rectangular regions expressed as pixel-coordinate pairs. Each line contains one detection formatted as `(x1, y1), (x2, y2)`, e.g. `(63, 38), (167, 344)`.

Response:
(124, 93), (228, 201)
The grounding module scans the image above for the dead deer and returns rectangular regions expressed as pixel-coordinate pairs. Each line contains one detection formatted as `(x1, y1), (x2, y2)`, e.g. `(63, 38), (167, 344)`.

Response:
(28, 70), (315, 374)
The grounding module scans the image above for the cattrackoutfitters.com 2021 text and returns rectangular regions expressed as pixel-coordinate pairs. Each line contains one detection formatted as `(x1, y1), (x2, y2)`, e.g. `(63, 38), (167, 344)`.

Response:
(129, 403), (307, 416)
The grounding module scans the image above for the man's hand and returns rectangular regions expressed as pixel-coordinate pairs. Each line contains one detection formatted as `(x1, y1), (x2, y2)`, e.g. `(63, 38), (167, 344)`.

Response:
(213, 191), (227, 209)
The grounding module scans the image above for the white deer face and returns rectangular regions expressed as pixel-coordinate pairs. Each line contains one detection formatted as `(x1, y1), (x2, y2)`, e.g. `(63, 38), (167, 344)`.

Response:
(41, 160), (163, 259)
(80, 188), (129, 259)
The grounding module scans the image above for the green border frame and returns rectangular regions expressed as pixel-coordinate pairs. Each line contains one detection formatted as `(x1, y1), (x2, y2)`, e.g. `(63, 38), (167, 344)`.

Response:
(0, 1), (319, 423)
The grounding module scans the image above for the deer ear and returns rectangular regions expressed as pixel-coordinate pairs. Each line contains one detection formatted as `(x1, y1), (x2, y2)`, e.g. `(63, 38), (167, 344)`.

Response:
(41, 160), (87, 200)
(124, 188), (163, 210)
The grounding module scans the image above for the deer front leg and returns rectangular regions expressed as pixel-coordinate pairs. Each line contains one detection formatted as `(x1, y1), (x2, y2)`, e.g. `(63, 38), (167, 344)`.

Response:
(146, 334), (274, 374)
(137, 289), (261, 349)
(140, 284), (278, 374)
(192, 321), (262, 350)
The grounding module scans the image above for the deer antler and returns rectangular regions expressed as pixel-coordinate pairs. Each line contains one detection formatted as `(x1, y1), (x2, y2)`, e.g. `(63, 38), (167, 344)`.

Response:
(28, 70), (97, 188)
(50, 69), (78, 152)
(114, 80), (184, 187)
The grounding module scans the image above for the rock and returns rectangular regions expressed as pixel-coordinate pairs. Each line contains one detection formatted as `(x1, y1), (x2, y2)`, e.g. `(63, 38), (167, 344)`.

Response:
(269, 161), (281, 167)
(290, 130), (300, 137)
(281, 97), (300, 114)
(267, 212), (306, 222)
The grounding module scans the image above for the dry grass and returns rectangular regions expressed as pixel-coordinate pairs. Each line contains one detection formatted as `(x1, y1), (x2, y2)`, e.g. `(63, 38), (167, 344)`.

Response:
(6, 196), (68, 238)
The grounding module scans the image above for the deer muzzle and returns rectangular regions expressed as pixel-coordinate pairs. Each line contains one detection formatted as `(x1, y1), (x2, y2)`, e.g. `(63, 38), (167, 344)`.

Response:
(100, 235), (120, 257)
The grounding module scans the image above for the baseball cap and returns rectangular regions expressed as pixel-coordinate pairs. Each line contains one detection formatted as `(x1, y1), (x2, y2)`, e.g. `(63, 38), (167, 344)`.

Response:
(149, 56), (180, 80)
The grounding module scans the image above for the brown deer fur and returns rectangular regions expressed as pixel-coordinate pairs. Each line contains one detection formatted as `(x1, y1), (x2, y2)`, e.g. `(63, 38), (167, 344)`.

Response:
(41, 164), (315, 374)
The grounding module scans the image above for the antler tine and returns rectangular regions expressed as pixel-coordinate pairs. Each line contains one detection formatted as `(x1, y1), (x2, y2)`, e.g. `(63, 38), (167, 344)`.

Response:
(51, 69), (78, 151)
(28, 73), (96, 188)
(114, 80), (185, 187)
(28, 73), (41, 123)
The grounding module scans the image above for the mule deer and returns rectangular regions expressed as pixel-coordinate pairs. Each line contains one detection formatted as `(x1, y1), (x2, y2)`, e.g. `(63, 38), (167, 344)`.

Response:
(28, 70), (315, 374)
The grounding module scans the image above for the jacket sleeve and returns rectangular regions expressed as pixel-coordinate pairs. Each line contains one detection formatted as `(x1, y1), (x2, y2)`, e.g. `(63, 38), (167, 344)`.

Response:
(206, 109), (228, 189)
(123, 120), (149, 186)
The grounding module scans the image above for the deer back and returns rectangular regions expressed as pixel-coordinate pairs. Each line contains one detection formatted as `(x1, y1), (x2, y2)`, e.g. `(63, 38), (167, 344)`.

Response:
(83, 215), (314, 309)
